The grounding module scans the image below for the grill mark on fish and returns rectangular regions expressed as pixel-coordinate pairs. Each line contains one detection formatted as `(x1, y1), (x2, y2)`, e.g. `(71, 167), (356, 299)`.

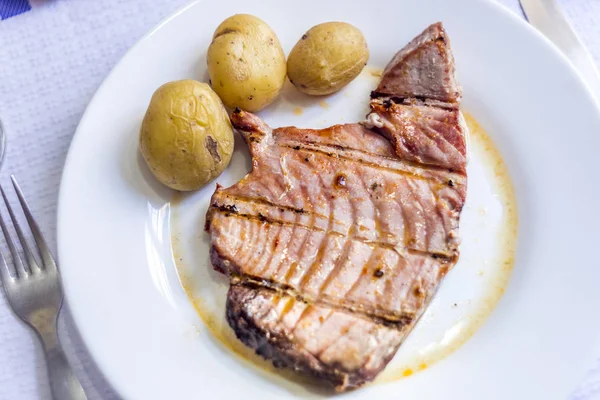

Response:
(277, 162), (317, 283)
(238, 275), (414, 328)
(314, 308), (336, 335)
(344, 163), (358, 239)
(263, 222), (288, 278)
(270, 223), (295, 280)
(280, 296), (296, 318)
(286, 178), (325, 288)
(284, 261), (299, 283)
(316, 237), (356, 296)
(217, 210), (324, 231)
(267, 167), (309, 277)
(214, 174), (460, 248)
(422, 115), (464, 156)
(368, 91), (458, 106)
(219, 241), (450, 325)
(282, 144), (462, 185)
(246, 219), (273, 274)
(297, 232), (330, 291)
(286, 152), (328, 283)
(404, 178), (429, 250)
(407, 178), (435, 251)
(356, 167), (380, 238)
(382, 253), (403, 311)
(213, 195), (313, 217)
(319, 153), (344, 238)
(340, 246), (380, 301)
(214, 210), (456, 259)
(270, 294), (296, 341)
(297, 158), (352, 291)
(392, 178), (415, 250)
(279, 136), (465, 176)
(311, 308), (339, 356)
(317, 319), (359, 358)
(237, 217), (260, 267)
(224, 216), (242, 261)
(315, 161), (345, 286)
(429, 183), (452, 252)
(291, 299), (314, 333)
(281, 139), (401, 162)
(257, 223), (283, 277)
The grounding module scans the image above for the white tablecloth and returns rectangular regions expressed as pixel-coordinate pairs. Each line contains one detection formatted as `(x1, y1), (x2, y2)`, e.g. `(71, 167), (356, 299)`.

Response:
(0, 0), (599, 398)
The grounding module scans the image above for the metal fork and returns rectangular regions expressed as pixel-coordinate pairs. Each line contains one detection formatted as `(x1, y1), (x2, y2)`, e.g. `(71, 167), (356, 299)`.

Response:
(0, 176), (86, 400)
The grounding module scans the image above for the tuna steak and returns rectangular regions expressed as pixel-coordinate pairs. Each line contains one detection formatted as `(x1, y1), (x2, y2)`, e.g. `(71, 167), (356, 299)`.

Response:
(205, 22), (467, 391)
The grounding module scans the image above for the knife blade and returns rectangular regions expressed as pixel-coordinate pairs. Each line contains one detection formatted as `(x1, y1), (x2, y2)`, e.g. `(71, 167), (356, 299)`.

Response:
(520, 0), (600, 104)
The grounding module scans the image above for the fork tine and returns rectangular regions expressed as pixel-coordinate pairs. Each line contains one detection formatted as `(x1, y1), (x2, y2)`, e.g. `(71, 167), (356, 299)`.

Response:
(0, 248), (13, 287)
(10, 176), (56, 271)
(0, 205), (28, 278)
(0, 185), (40, 274)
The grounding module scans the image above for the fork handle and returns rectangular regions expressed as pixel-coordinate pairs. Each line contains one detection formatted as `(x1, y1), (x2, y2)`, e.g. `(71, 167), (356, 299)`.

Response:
(45, 345), (87, 400)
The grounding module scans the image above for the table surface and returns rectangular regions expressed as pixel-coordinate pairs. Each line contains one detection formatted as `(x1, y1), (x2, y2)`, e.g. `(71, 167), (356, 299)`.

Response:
(0, 0), (599, 398)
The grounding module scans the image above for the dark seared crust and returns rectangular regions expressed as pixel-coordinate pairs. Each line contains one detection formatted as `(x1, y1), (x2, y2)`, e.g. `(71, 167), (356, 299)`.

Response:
(368, 94), (459, 110)
(209, 243), (229, 275)
(226, 284), (401, 391)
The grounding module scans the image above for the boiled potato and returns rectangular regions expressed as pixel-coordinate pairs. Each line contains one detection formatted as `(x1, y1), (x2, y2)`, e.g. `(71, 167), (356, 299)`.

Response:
(207, 14), (286, 112)
(287, 22), (369, 96)
(140, 80), (234, 191)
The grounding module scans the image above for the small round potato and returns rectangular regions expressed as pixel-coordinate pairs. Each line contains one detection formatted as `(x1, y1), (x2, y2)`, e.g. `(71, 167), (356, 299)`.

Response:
(207, 14), (286, 112)
(140, 80), (234, 191)
(287, 22), (369, 96)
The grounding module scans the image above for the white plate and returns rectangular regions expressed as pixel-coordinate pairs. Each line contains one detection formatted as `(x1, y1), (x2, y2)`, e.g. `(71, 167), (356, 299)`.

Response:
(58, 0), (600, 399)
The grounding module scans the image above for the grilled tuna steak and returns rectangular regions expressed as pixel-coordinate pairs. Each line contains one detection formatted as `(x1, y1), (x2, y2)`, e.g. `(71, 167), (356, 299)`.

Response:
(205, 22), (467, 391)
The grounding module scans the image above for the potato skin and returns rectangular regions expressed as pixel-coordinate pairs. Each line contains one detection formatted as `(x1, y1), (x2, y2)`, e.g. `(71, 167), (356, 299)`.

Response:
(140, 80), (234, 191)
(287, 22), (369, 96)
(207, 14), (286, 112)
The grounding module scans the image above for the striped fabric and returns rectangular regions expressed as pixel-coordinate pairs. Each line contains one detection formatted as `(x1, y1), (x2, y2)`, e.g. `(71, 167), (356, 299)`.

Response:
(0, 0), (30, 20)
